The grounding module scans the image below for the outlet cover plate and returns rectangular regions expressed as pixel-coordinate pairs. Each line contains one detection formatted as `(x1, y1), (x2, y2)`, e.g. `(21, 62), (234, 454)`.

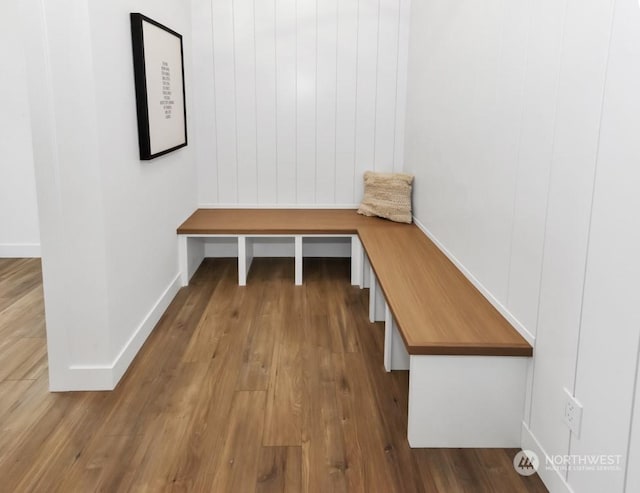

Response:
(563, 387), (583, 437)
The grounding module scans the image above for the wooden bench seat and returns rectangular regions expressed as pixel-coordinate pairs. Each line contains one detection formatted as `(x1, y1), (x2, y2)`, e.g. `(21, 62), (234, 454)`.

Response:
(178, 208), (531, 358)
(177, 208), (532, 447)
(177, 208), (375, 234)
(358, 225), (532, 357)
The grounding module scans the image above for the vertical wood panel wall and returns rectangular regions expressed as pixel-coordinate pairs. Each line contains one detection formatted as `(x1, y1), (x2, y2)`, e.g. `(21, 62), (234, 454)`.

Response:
(404, 0), (639, 491)
(191, 0), (411, 207)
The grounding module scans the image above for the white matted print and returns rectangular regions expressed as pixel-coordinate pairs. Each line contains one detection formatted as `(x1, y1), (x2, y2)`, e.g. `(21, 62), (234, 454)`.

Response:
(131, 13), (187, 160)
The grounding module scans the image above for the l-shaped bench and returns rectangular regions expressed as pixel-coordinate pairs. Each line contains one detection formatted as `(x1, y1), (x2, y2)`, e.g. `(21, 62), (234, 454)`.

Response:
(177, 209), (533, 448)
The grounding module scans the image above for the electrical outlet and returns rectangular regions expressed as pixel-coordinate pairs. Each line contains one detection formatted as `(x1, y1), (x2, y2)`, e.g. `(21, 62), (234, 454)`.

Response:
(563, 387), (583, 437)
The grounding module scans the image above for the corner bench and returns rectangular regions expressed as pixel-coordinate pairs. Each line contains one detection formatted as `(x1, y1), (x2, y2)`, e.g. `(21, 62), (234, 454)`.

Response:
(177, 209), (533, 448)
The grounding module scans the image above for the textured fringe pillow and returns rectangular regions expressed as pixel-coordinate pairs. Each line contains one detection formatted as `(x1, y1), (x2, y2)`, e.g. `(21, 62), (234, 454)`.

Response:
(357, 171), (414, 224)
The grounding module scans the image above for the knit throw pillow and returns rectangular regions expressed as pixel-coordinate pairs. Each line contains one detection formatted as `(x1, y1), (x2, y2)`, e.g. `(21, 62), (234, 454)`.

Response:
(357, 171), (414, 224)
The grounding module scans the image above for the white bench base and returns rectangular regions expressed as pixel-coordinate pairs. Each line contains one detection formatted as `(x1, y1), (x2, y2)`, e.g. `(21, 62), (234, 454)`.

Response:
(366, 259), (528, 448)
(385, 304), (410, 372)
(178, 234), (364, 287)
(407, 355), (527, 448)
(368, 265), (386, 323)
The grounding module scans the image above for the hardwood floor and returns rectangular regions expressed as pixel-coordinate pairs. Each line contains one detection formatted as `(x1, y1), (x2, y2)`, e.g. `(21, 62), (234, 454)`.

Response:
(0, 257), (548, 492)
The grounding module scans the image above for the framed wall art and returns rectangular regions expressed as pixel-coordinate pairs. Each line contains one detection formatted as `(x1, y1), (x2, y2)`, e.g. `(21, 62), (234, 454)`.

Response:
(130, 13), (187, 160)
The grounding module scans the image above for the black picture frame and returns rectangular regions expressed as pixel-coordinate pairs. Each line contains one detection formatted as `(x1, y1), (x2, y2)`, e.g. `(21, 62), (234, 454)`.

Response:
(130, 13), (187, 160)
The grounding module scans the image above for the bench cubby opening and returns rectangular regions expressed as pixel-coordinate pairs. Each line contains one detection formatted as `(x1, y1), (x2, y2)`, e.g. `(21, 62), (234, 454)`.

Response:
(179, 232), (363, 287)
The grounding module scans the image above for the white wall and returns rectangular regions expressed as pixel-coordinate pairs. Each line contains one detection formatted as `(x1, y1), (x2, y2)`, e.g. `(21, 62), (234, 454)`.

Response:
(526, 0), (615, 488)
(571, 0), (640, 491)
(22, 0), (197, 390)
(628, 357), (640, 492)
(191, 0), (410, 207)
(404, 0), (639, 492)
(87, 0), (198, 373)
(0, 0), (41, 258)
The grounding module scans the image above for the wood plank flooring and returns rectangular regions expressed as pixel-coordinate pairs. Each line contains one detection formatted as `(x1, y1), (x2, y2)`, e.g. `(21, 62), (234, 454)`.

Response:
(0, 257), (548, 492)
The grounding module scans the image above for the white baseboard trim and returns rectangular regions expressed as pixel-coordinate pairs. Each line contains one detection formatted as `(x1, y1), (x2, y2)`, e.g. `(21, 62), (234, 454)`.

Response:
(110, 273), (182, 386)
(521, 422), (574, 493)
(52, 365), (115, 392)
(412, 216), (535, 346)
(0, 243), (41, 258)
(198, 203), (359, 209)
(61, 273), (182, 391)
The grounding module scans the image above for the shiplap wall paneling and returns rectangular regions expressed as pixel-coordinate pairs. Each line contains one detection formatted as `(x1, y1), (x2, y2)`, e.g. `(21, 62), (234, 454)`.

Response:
(568, 0), (640, 489)
(392, 0), (410, 172)
(529, 0), (615, 472)
(296, 0), (317, 203)
(255, 0), (278, 204)
(334, 0), (359, 204)
(315, 0), (338, 203)
(353, 0), (378, 202)
(192, 0), (218, 204)
(373, 0), (400, 173)
(211, 0), (238, 203)
(403, 0), (640, 491)
(193, 0), (410, 206)
(510, 0), (567, 425)
(234, 0), (258, 203)
(507, 0), (566, 339)
(275, 0), (297, 204)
